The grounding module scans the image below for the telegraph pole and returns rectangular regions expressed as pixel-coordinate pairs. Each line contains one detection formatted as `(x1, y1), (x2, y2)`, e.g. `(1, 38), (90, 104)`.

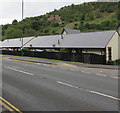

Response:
(21, 0), (24, 56)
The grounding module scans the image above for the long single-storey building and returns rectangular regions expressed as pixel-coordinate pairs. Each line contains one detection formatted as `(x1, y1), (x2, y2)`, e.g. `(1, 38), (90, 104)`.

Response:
(1, 29), (120, 64)
(23, 30), (119, 62)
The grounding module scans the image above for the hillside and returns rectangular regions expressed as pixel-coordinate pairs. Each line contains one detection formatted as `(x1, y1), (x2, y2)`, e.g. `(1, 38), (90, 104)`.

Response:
(2, 2), (119, 40)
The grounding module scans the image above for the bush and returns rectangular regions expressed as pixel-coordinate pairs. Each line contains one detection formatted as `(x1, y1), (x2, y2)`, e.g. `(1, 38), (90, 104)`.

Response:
(107, 59), (120, 65)
(52, 22), (59, 27)
(113, 59), (120, 65)
(22, 48), (29, 52)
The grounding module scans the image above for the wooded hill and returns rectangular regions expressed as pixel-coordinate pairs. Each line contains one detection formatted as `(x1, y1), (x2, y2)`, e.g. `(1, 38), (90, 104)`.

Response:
(1, 2), (119, 40)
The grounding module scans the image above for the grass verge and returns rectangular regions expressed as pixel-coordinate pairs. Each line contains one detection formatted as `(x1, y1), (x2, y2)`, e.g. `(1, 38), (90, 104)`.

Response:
(2, 54), (81, 64)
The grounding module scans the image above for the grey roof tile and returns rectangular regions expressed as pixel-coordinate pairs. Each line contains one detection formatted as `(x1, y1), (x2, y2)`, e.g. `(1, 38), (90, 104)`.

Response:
(2, 37), (34, 48)
(0, 41), (2, 48)
(25, 30), (116, 49)
(25, 35), (61, 48)
(63, 28), (80, 34)
(2, 30), (116, 49)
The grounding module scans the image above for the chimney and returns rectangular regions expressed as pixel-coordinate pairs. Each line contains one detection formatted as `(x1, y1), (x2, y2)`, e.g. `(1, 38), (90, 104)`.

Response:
(61, 34), (63, 39)
(58, 40), (60, 44)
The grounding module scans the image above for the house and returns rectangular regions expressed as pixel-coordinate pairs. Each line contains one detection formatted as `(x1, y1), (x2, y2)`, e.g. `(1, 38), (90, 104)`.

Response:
(2, 36), (35, 49)
(2, 29), (119, 64)
(61, 27), (80, 34)
(59, 30), (119, 62)
(106, 31), (119, 61)
(23, 30), (119, 63)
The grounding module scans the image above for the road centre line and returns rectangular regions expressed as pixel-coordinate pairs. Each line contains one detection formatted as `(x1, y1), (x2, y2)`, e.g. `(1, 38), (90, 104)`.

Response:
(4, 67), (34, 76)
(95, 73), (120, 79)
(95, 73), (107, 77)
(81, 71), (92, 74)
(57, 81), (120, 101)
(110, 76), (120, 79)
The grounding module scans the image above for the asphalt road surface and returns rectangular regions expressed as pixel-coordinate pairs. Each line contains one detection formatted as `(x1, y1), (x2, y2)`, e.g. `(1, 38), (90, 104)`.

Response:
(2, 56), (119, 111)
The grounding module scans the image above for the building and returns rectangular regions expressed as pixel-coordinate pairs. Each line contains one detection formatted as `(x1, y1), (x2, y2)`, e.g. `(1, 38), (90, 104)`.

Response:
(2, 29), (119, 64)
(106, 31), (119, 61)
(61, 27), (80, 34)
(2, 37), (35, 49)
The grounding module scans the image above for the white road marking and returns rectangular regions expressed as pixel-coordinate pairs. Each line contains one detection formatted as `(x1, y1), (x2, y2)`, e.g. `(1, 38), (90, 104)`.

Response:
(60, 67), (68, 70)
(42, 64), (50, 66)
(4, 67), (34, 76)
(81, 71), (91, 74)
(51, 66), (57, 68)
(110, 76), (120, 79)
(95, 73), (107, 77)
(57, 81), (79, 89)
(57, 81), (120, 101)
(96, 73), (119, 79)
(69, 69), (78, 71)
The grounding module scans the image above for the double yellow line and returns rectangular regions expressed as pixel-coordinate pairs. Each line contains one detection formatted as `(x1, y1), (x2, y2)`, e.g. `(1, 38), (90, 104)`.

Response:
(0, 96), (22, 113)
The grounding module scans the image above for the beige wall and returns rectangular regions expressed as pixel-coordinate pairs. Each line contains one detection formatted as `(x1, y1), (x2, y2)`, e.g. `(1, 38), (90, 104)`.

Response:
(106, 31), (119, 61)
(63, 31), (67, 34)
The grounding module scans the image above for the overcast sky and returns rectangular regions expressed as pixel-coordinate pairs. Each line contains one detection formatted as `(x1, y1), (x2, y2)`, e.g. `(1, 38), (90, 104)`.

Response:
(0, 0), (97, 25)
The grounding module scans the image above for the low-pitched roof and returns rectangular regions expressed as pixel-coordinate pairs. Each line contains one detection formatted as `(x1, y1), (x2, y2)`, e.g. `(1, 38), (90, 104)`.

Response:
(62, 28), (80, 34)
(2, 37), (34, 48)
(24, 30), (116, 49)
(0, 41), (2, 48)
(25, 35), (61, 48)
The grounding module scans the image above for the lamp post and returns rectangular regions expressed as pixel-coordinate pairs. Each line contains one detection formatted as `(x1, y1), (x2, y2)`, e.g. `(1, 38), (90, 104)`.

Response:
(21, 0), (24, 56)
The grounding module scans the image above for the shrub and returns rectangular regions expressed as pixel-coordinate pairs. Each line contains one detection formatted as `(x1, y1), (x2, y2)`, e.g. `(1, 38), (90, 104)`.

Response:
(107, 59), (120, 65)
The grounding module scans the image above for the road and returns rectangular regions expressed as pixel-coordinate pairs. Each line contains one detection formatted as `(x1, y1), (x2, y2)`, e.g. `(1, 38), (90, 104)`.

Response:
(2, 56), (119, 111)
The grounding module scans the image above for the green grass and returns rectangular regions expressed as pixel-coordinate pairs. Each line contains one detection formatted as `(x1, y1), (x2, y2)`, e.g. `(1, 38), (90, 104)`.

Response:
(65, 21), (79, 28)
(2, 54), (81, 64)
(65, 12), (116, 29)
(3, 54), (119, 66)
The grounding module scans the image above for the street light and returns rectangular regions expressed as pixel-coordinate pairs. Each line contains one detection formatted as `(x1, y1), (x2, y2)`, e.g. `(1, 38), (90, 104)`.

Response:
(21, 0), (24, 56)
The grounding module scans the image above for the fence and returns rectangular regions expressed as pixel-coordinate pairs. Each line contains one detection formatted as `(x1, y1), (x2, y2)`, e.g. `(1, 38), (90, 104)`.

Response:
(2, 50), (106, 64)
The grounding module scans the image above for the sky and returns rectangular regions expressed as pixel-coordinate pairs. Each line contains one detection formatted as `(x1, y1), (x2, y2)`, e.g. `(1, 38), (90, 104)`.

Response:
(0, 0), (97, 25)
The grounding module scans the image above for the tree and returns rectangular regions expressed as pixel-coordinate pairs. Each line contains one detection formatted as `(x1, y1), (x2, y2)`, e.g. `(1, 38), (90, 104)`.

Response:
(12, 19), (18, 25)
(5, 27), (15, 39)
(32, 21), (40, 31)
(80, 13), (85, 21)
(71, 4), (75, 7)
(5, 27), (22, 39)
(51, 22), (59, 27)
(43, 29), (49, 33)
(85, 13), (94, 21)
(24, 28), (36, 36)
(95, 13), (102, 18)
(85, 23), (90, 29)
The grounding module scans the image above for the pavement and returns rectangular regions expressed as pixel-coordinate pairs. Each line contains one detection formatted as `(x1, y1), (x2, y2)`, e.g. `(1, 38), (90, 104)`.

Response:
(2, 55), (119, 112)
(3, 55), (119, 70)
